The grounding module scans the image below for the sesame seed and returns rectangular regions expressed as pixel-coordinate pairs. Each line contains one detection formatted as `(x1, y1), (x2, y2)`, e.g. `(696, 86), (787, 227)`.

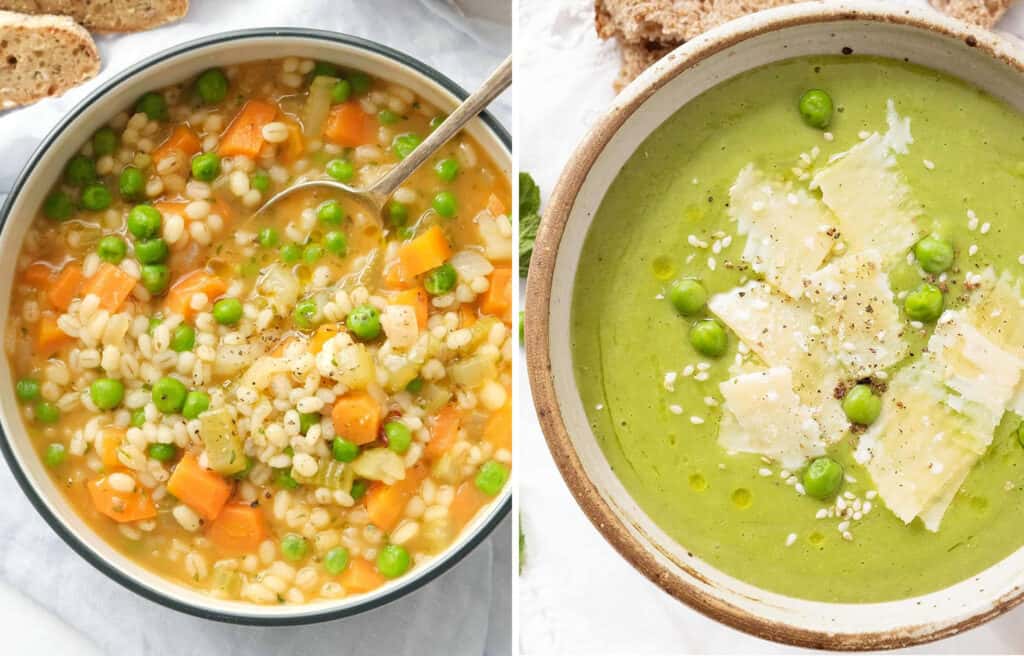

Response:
(707, 257), (717, 271)
(981, 222), (991, 234)
(785, 533), (797, 547)
(838, 520), (850, 532)
(795, 483), (806, 495)
(682, 365), (695, 377)
(815, 508), (828, 519)
(758, 467), (772, 477)
(842, 531), (853, 541)
(824, 132), (834, 142)
(968, 244), (978, 256)
(703, 396), (718, 407)
(866, 490), (878, 499)
(689, 416), (705, 425)
(697, 362), (711, 371)
(595, 403), (604, 410)
(862, 501), (873, 513)
(853, 511), (863, 521)
(858, 130), (871, 140)
(780, 470), (791, 479)
(694, 372), (709, 382)
(923, 159), (935, 170)
(669, 404), (683, 415)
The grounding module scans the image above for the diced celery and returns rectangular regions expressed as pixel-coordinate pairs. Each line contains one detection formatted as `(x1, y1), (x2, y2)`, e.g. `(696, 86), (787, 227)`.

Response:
(198, 407), (246, 475)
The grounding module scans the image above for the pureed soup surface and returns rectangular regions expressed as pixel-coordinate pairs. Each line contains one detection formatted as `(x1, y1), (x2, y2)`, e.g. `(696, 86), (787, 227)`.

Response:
(7, 57), (513, 604)
(572, 56), (1024, 603)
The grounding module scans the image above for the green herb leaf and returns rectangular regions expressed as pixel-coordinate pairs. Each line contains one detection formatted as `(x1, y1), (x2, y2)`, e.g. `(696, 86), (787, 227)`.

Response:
(519, 172), (541, 278)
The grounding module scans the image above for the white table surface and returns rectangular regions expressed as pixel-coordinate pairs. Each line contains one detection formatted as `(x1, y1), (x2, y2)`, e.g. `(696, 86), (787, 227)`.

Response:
(0, 1), (511, 654)
(516, 0), (1024, 653)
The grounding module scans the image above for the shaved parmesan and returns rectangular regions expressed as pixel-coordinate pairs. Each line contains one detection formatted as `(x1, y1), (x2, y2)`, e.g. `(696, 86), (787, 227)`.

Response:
(729, 165), (837, 298)
(718, 367), (825, 469)
(812, 133), (921, 260)
(964, 270), (1024, 415)
(804, 250), (908, 376)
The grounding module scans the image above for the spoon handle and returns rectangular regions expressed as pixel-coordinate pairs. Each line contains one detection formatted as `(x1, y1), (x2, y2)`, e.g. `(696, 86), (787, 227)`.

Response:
(367, 54), (512, 200)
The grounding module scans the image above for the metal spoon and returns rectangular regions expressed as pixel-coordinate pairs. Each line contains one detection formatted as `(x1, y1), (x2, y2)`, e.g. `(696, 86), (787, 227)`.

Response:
(256, 54), (512, 218)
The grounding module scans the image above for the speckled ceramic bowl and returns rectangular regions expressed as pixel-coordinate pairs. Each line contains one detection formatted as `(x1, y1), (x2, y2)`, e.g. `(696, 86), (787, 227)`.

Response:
(525, 1), (1024, 649)
(0, 28), (511, 625)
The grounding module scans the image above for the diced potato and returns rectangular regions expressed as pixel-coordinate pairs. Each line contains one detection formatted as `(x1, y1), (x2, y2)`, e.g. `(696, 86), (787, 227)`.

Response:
(351, 448), (406, 484)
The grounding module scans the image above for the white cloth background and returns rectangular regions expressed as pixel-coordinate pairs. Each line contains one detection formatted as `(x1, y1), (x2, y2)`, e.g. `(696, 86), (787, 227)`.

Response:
(0, 1), (511, 655)
(517, 0), (1024, 653)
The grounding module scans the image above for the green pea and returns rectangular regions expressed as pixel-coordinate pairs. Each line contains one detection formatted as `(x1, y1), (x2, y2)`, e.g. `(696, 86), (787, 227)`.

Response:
(326, 159), (354, 182)
(148, 443), (177, 462)
(324, 546), (350, 575)
(798, 89), (833, 129)
(281, 533), (308, 561)
(424, 263), (457, 295)
(349, 72), (371, 94)
(303, 243), (324, 264)
(518, 311), (525, 346)
(130, 407), (146, 428)
(281, 243), (301, 264)
(299, 412), (320, 435)
(127, 205), (162, 239)
(392, 134), (422, 161)
(475, 460), (510, 496)
(89, 378), (124, 410)
(913, 234), (955, 274)
(432, 191), (457, 218)
(195, 68), (229, 104)
(43, 191), (74, 221)
(376, 544), (410, 578)
(35, 402), (60, 424)
(385, 421), (412, 454)
(148, 316), (163, 334)
(405, 377), (423, 394)
(181, 391), (210, 420)
(668, 279), (707, 316)
(45, 443), (67, 467)
(904, 283), (944, 322)
(250, 170), (270, 192)
(213, 298), (243, 325)
(135, 92), (168, 121)
(170, 325), (195, 352)
(92, 127), (119, 157)
(258, 227), (279, 248)
(140, 264), (170, 295)
(803, 457), (844, 500)
(293, 299), (319, 329)
(386, 200), (408, 227)
(80, 183), (112, 211)
(15, 378), (41, 402)
(434, 158), (459, 182)
(135, 238), (169, 264)
(332, 437), (360, 462)
(346, 304), (381, 341)
(323, 231), (348, 256)
(378, 109), (400, 125)
(350, 479), (368, 500)
(191, 152), (221, 182)
(312, 61), (339, 78)
(429, 115), (446, 130)
(317, 199), (344, 226)
(331, 79), (352, 104)
(119, 166), (145, 199)
(689, 319), (728, 357)
(275, 468), (299, 490)
(152, 376), (187, 413)
(97, 235), (127, 263)
(65, 155), (96, 186)
(843, 384), (881, 425)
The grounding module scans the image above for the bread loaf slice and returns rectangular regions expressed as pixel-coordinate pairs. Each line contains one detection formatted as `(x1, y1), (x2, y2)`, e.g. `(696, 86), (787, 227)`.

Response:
(0, 10), (100, 110)
(929, 0), (1013, 28)
(0, 0), (189, 32)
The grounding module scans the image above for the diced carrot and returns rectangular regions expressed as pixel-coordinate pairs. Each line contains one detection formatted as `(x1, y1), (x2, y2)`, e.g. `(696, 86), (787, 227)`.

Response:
(22, 261), (55, 288)
(309, 323), (343, 353)
(35, 312), (72, 357)
(424, 404), (461, 460)
(365, 463), (428, 533)
(459, 304), (477, 328)
(151, 125), (202, 164)
(391, 287), (428, 329)
(211, 196), (234, 223)
(388, 226), (453, 287)
(484, 403), (512, 452)
(167, 452), (232, 521)
(165, 270), (227, 319)
(331, 392), (381, 445)
(207, 503), (268, 554)
(339, 557), (387, 593)
(486, 194), (506, 217)
(97, 427), (126, 470)
(87, 473), (157, 523)
(480, 265), (512, 323)
(218, 99), (279, 158)
(280, 119), (306, 163)
(450, 480), (489, 530)
(323, 101), (375, 147)
(81, 262), (136, 312)
(47, 262), (83, 311)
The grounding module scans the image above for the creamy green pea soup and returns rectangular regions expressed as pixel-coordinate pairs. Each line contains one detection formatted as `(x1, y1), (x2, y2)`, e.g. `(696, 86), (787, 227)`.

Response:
(572, 56), (1024, 603)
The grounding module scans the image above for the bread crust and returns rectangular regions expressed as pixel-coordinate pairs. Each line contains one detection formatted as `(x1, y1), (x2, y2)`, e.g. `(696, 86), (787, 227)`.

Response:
(0, 0), (189, 32)
(929, 0), (1013, 28)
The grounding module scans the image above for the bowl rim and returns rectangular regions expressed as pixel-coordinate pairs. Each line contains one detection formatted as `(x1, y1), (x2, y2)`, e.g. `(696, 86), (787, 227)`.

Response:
(524, 1), (1024, 650)
(0, 27), (511, 626)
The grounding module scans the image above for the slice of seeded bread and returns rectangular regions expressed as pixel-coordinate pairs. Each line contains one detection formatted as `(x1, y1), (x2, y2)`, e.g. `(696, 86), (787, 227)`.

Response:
(596, 0), (707, 44)
(0, 0), (188, 32)
(0, 10), (100, 109)
(614, 39), (678, 90)
(929, 0), (1014, 28)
